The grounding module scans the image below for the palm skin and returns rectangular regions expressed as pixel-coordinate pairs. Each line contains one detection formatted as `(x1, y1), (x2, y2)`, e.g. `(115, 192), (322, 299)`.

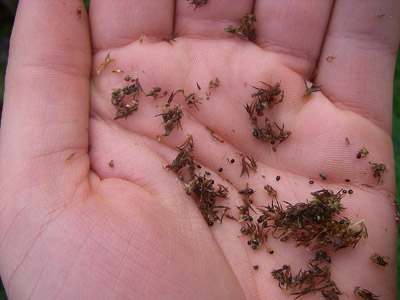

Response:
(0, 0), (399, 299)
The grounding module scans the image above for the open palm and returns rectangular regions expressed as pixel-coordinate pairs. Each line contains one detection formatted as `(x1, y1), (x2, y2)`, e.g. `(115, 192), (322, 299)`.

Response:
(1, 0), (399, 299)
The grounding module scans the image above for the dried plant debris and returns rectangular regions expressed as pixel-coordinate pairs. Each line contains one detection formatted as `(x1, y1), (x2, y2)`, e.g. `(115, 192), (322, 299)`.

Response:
(145, 87), (163, 99)
(176, 89), (203, 110)
(249, 82), (284, 116)
(156, 92), (184, 141)
(357, 147), (369, 159)
(76, 7), (82, 19)
(326, 56), (336, 62)
(187, 0), (208, 10)
(163, 32), (178, 44)
(264, 184), (277, 198)
(354, 287), (380, 300)
(240, 153), (257, 177)
(271, 253), (341, 300)
(257, 189), (368, 252)
(166, 135), (229, 226)
(108, 160), (114, 168)
(185, 173), (229, 226)
(111, 78), (143, 120)
(139, 33), (145, 44)
(345, 137), (350, 145)
(96, 52), (115, 75)
(370, 253), (388, 267)
(252, 119), (292, 151)
(65, 152), (76, 162)
(224, 14), (257, 41)
(166, 135), (194, 173)
(206, 127), (224, 143)
(303, 79), (322, 98)
(209, 78), (220, 89)
(241, 221), (268, 250)
(369, 162), (387, 183)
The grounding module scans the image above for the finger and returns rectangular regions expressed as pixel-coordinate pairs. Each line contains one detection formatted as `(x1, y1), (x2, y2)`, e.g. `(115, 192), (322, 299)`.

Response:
(0, 0), (91, 189)
(254, 0), (334, 76)
(316, 0), (400, 133)
(90, 0), (175, 53)
(174, 0), (254, 39)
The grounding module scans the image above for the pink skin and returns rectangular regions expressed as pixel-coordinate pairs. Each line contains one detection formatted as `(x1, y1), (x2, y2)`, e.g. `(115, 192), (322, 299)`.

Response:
(0, 0), (399, 299)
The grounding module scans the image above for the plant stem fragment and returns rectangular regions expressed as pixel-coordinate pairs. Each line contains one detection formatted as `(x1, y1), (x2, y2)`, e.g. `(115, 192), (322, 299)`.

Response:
(354, 286), (380, 300)
(303, 79), (322, 98)
(96, 52), (114, 75)
(187, 0), (208, 10)
(240, 153), (257, 177)
(370, 253), (388, 267)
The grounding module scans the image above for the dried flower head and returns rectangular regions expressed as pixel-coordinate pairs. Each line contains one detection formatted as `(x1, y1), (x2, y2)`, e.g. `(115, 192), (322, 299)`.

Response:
(252, 119), (292, 151)
(240, 153), (257, 177)
(166, 135), (194, 173)
(357, 147), (369, 159)
(354, 286), (380, 300)
(303, 79), (322, 98)
(209, 78), (220, 89)
(185, 172), (229, 226)
(156, 92), (184, 141)
(370, 253), (388, 267)
(250, 82), (284, 116)
(241, 221), (267, 250)
(271, 255), (341, 300)
(145, 87), (163, 99)
(258, 189), (368, 252)
(264, 184), (277, 198)
(369, 162), (387, 183)
(224, 14), (257, 41)
(111, 78), (143, 120)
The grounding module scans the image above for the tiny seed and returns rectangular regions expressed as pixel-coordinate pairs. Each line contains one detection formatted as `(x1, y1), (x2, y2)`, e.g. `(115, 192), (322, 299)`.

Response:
(247, 240), (252, 245)
(208, 221), (214, 226)
(231, 159), (235, 163)
(205, 171), (211, 175)
(276, 176), (281, 181)
(357, 153), (362, 159)
(348, 190), (353, 194)
(197, 164), (202, 169)
(218, 167), (223, 172)
(342, 190), (347, 193)
(253, 265), (259, 270)
(309, 180), (314, 184)
(345, 178), (350, 182)
(319, 173), (327, 180)
(268, 250), (274, 254)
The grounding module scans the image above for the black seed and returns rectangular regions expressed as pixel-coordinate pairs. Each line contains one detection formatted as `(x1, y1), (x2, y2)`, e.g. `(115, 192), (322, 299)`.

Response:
(240, 227), (247, 233)
(247, 240), (252, 245)
(253, 265), (259, 270)
(252, 246), (257, 250)
(357, 153), (361, 159)
(270, 140), (275, 145)
(309, 180), (314, 184)
(345, 178), (350, 182)
(319, 173), (327, 180)
(276, 176), (281, 181)
(249, 199), (253, 204)
(280, 236), (289, 242)
(210, 179), (214, 184)
(208, 221), (214, 226)
(348, 190), (353, 194)
(342, 190), (347, 193)
(248, 189), (254, 194)
(218, 167), (223, 172)
(197, 164), (202, 169)
(231, 159), (235, 163)
(268, 250), (274, 254)
(205, 171), (211, 175)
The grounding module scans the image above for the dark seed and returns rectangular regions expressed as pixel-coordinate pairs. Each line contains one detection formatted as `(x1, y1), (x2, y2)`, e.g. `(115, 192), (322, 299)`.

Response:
(357, 153), (362, 159)
(276, 176), (281, 181)
(208, 221), (214, 226)
(248, 189), (254, 194)
(253, 265), (259, 270)
(218, 167), (223, 172)
(268, 250), (274, 254)
(342, 190), (347, 193)
(348, 190), (353, 194)
(197, 164), (202, 169)
(231, 159), (235, 163)
(319, 173), (327, 180)
(345, 178), (350, 182)
(309, 180), (314, 184)
(247, 240), (252, 245)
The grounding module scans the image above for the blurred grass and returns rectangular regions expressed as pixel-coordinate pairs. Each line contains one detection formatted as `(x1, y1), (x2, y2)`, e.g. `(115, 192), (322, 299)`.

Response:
(0, 1), (399, 299)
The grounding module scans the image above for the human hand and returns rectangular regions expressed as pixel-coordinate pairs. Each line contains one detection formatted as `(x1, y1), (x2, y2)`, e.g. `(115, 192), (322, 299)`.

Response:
(1, 0), (399, 299)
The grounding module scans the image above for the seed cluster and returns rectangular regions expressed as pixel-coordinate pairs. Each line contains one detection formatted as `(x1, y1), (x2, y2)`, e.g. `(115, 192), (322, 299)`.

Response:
(111, 78), (143, 120)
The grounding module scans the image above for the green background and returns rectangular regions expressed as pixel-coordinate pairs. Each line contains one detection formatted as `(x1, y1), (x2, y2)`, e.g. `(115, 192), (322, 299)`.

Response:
(0, 1), (399, 299)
